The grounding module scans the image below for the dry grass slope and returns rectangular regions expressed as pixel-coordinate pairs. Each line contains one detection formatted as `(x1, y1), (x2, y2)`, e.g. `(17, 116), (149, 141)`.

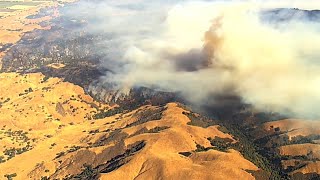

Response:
(0, 73), (260, 179)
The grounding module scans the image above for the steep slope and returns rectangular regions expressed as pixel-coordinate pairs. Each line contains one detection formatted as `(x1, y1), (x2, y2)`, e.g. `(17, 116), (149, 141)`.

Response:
(251, 119), (320, 179)
(0, 73), (261, 179)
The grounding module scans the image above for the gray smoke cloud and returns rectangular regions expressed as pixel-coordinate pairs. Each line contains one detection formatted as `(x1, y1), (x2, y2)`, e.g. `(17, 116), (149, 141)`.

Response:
(69, 0), (320, 119)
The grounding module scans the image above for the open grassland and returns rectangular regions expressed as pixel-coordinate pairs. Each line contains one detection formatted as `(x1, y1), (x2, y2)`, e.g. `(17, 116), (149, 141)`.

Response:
(0, 1), (43, 9)
(0, 72), (261, 179)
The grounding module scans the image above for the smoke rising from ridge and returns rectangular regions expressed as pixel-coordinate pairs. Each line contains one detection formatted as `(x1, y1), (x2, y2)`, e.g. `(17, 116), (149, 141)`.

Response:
(71, 0), (320, 119)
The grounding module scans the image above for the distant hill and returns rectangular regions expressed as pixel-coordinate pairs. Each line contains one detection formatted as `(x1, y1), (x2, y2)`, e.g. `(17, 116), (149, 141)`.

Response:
(261, 8), (320, 22)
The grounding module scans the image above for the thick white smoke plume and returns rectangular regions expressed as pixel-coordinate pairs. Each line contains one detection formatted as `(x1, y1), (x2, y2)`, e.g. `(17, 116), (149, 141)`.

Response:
(73, 0), (320, 119)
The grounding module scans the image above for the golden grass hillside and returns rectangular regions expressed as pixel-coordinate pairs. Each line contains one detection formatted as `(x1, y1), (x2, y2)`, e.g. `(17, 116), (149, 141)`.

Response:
(258, 119), (320, 176)
(0, 73), (260, 179)
(263, 119), (320, 139)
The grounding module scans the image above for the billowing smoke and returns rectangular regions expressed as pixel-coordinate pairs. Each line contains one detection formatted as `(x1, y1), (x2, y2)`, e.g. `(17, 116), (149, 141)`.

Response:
(70, 0), (320, 119)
